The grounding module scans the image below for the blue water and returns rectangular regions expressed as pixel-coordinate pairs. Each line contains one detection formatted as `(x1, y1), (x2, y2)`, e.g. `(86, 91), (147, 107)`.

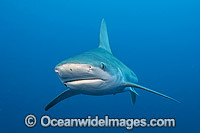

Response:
(0, 0), (200, 132)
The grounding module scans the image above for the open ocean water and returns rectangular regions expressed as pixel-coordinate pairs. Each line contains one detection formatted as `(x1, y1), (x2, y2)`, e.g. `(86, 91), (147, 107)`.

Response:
(0, 0), (200, 132)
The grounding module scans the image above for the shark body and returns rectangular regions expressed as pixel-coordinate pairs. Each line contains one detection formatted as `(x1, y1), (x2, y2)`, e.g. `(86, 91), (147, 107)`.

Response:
(45, 19), (179, 111)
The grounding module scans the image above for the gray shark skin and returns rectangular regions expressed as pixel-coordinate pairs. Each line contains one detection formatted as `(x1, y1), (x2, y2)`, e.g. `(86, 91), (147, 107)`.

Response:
(45, 19), (179, 111)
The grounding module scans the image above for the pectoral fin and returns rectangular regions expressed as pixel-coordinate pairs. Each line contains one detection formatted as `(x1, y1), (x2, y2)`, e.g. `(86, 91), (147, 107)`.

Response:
(45, 89), (79, 111)
(123, 82), (180, 103)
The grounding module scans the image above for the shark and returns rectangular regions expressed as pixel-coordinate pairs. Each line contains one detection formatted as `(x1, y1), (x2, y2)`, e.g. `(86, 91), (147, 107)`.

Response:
(45, 19), (179, 111)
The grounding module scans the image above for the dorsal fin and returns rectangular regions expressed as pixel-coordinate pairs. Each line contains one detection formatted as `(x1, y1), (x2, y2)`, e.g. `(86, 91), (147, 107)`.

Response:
(99, 19), (112, 54)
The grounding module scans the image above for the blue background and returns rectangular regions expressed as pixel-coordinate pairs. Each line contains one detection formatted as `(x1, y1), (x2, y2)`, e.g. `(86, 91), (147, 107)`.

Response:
(0, 0), (199, 132)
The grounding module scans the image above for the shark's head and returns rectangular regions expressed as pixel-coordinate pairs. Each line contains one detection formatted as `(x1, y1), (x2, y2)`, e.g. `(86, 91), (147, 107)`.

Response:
(55, 60), (110, 84)
(55, 49), (123, 94)
(54, 19), (126, 95)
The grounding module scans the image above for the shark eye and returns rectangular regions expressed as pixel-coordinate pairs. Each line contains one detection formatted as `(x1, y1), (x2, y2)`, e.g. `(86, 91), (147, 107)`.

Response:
(101, 63), (105, 69)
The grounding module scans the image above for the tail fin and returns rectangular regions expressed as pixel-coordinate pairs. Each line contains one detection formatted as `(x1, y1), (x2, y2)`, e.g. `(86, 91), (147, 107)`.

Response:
(123, 82), (180, 103)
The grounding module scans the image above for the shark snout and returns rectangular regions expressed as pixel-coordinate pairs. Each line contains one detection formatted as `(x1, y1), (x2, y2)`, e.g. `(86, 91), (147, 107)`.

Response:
(55, 65), (66, 77)
(55, 63), (95, 79)
(55, 67), (59, 73)
(55, 64), (88, 74)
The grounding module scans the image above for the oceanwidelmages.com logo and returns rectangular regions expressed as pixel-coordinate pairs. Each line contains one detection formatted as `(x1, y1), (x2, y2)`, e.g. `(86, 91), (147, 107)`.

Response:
(24, 114), (176, 130)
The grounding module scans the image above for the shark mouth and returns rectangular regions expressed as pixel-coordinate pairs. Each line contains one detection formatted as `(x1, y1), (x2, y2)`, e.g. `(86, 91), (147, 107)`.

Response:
(64, 79), (105, 86)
